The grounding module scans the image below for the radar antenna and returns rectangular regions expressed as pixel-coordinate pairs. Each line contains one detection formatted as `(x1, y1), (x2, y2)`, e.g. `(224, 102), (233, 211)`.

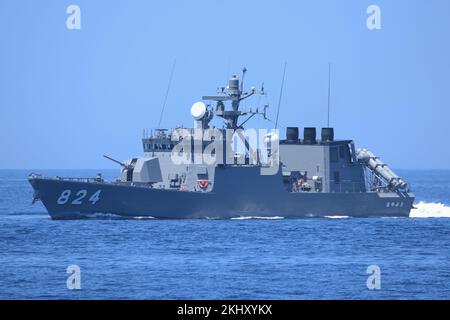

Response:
(202, 67), (256, 129)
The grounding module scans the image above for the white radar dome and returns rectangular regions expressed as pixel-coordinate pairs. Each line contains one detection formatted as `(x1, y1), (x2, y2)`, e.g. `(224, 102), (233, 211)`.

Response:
(190, 101), (207, 120)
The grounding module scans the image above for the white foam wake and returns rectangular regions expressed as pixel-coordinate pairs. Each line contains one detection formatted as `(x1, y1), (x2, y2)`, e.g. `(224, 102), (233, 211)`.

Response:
(85, 213), (156, 219)
(86, 212), (124, 219)
(410, 202), (450, 218)
(231, 216), (285, 220)
(133, 216), (156, 220)
(324, 215), (350, 219)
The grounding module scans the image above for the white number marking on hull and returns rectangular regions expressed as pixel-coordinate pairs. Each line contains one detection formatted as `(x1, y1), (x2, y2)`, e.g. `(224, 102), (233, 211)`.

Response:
(56, 189), (101, 205)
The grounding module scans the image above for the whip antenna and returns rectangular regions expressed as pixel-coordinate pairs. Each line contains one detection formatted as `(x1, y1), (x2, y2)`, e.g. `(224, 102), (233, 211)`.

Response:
(275, 62), (287, 129)
(327, 62), (331, 127)
(157, 59), (176, 128)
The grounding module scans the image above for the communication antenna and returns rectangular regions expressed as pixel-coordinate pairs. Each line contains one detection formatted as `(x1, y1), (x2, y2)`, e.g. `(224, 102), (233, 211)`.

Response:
(240, 67), (247, 92)
(327, 62), (331, 127)
(275, 62), (287, 129)
(157, 59), (177, 128)
(256, 82), (265, 109)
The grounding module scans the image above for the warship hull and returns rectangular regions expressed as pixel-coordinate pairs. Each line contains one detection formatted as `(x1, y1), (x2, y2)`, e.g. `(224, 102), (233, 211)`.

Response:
(27, 71), (416, 220)
(29, 167), (414, 220)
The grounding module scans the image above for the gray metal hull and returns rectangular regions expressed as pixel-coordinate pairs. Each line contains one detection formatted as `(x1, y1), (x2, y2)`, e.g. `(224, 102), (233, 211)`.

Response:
(29, 166), (414, 219)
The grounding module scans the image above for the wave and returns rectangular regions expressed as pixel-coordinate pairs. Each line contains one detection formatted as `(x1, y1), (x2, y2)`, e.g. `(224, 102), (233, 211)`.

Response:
(5, 212), (48, 216)
(85, 212), (125, 219)
(132, 216), (156, 220)
(85, 213), (157, 220)
(231, 216), (284, 220)
(324, 215), (350, 219)
(410, 202), (450, 218)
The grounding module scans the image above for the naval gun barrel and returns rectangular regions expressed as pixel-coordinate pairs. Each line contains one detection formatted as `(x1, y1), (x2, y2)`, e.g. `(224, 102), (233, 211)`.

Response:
(103, 155), (132, 170)
(356, 148), (408, 191)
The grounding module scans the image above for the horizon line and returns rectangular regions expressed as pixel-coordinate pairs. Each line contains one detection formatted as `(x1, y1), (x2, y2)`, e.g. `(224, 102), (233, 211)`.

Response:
(1, 168), (450, 171)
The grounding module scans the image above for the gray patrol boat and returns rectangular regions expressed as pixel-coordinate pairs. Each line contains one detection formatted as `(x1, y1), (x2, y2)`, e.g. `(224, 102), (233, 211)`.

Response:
(29, 69), (414, 219)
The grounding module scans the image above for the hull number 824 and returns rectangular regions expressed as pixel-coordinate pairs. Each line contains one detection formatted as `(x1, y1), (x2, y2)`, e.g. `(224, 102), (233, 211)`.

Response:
(57, 189), (101, 205)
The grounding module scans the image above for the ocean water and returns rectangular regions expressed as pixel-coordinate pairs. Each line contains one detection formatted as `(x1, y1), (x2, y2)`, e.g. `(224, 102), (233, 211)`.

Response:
(1, 169), (450, 300)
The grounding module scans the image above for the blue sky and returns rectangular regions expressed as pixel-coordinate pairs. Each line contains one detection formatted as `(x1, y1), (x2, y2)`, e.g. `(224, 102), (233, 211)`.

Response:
(0, 0), (449, 169)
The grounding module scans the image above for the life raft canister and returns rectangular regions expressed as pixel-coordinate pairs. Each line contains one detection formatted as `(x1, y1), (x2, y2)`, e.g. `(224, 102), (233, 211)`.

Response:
(197, 179), (209, 189)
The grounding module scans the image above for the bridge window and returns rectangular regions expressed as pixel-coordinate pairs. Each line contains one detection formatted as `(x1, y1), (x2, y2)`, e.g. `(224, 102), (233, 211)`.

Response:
(339, 145), (346, 159)
(333, 171), (340, 184)
(330, 147), (338, 162)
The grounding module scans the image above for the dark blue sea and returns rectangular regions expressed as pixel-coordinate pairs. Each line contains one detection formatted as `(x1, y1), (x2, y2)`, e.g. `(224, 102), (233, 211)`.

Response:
(1, 169), (450, 300)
